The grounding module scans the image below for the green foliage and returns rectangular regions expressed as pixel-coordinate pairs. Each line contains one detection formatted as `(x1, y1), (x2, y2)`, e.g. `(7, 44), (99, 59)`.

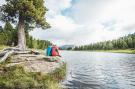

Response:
(26, 36), (52, 49)
(0, 22), (52, 49)
(45, 63), (66, 83)
(67, 47), (72, 50)
(0, 64), (66, 89)
(0, 22), (17, 46)
(4, 21), (13, 31)
(1, 0), (51, 51)
(1, 0), (50, 29)
(74, 33), (135, 50)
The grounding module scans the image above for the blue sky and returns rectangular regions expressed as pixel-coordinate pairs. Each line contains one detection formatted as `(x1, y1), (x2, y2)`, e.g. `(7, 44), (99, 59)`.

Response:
(1, 0), (135, 46)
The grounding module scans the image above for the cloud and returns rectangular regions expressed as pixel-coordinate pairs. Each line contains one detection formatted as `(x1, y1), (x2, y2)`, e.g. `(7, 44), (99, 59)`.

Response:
(45, 0), (72, 17)
(123, 24), (135, 31)
(68, 0), (135, 24)
(1, 0), (135, 46)
(30, 0), (135, 46)
(30, 14), (81, 45)
(30, 0), (81, 45)
(0, 0), (5, 6)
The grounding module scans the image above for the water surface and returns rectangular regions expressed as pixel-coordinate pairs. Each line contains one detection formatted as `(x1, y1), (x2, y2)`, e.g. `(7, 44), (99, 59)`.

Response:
(60, 51), (135, 89)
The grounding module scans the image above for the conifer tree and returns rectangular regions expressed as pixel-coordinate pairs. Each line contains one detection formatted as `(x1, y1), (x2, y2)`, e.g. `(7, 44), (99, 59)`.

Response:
(1, 0), (50, 51)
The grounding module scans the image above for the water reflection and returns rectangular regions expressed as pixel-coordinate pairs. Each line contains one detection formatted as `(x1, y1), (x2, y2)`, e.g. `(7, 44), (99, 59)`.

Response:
(61, 51), (135, 89)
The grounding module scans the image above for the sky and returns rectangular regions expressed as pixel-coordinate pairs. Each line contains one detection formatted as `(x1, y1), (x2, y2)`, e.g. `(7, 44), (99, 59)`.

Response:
(1, 0), (135, 46)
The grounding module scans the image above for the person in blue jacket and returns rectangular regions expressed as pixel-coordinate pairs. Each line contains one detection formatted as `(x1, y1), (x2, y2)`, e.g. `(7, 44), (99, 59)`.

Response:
(46, 46), (52, 56)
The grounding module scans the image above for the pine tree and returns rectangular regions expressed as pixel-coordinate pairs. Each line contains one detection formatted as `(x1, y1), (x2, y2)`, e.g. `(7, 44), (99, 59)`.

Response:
(1, 0), (50, 51)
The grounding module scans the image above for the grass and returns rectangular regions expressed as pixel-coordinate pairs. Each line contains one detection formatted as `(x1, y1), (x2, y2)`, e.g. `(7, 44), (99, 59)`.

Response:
(90, 49), (135, 54)
(0, 63), (66, 89)
(0, 45), (9, 50)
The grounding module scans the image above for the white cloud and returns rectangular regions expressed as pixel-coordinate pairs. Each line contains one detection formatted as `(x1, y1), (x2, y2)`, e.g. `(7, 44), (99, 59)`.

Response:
(31, 0), (135, 46)
(45, 0), (72, 17)
(1, 0), (135, 46)
(30, 14), (81, 45)
(30, 0), (81, 46)
(0, 0), (5, 6)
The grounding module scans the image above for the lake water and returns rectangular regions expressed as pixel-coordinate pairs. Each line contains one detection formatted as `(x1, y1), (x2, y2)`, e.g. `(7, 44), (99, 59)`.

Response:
(60, 51), (135, 89)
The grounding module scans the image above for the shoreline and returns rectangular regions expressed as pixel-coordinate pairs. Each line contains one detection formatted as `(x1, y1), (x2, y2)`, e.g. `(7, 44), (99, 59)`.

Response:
(62, 49), (135, 54)
(90, 49), (135, 54)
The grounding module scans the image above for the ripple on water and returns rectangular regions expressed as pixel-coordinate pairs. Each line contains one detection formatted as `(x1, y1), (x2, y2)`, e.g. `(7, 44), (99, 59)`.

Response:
(61, 51), (135, 89)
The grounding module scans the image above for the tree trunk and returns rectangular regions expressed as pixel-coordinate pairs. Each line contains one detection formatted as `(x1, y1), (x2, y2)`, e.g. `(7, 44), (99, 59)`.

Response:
(17, 16), (26, 51)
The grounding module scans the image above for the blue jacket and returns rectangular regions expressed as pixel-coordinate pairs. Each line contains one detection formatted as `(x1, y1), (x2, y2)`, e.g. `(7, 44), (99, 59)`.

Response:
(46, 46), (52, 56)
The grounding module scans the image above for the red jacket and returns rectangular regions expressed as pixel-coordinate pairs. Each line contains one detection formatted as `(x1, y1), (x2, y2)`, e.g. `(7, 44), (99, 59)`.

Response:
(51, 46), (60, 56)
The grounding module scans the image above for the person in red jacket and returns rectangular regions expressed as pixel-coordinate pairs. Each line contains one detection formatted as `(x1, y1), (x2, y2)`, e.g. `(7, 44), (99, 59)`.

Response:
(51, 45), (61, 57)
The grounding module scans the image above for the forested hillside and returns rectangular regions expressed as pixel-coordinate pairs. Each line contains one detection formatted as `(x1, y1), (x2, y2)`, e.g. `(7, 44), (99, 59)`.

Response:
(74, 33), (135, 50)
(0, 22), (52, 49)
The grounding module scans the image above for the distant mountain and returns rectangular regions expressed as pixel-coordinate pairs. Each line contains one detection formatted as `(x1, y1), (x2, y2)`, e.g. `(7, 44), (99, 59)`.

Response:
(59, 45), (75, 50)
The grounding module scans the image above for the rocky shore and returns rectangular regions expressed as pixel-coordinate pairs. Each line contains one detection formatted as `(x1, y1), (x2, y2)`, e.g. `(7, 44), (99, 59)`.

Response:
(0, 53), (66, 89)
(6, 54), (65, 73)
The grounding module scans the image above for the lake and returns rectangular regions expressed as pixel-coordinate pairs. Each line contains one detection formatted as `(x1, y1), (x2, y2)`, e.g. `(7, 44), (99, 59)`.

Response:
(60, 51), (135, 89)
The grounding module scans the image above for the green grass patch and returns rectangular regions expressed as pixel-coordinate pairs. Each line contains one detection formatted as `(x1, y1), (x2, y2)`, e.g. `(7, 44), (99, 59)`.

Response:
(0, 45), (9, 50)
(0, 64), (66, 89)
(90, 49), (135, 54)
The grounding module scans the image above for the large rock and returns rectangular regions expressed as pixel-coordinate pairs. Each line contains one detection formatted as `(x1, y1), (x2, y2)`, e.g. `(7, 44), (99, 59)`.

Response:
(6, 54), (65, 73)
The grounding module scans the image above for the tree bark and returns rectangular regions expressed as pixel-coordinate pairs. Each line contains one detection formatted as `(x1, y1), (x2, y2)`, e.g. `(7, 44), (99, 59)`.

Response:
(17, 16), (26, 51)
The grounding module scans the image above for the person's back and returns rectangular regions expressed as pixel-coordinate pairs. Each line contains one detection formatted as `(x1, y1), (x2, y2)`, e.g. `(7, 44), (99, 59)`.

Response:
(51, 45), (60, 56)
(46, 46), (52, 56)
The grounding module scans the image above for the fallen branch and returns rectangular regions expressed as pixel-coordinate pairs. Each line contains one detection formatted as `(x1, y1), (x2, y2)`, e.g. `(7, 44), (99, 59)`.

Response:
(2, 47), (21, 52)
(0, 51), (8, 57)
(14, 51), (31, 54)
(0, 47), (20, 63)
(0, 47), (42, 63)
(0, 50), (14, 63)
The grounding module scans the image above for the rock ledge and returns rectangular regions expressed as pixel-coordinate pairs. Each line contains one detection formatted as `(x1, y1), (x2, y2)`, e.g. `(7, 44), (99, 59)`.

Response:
(6, 54), (65, 73)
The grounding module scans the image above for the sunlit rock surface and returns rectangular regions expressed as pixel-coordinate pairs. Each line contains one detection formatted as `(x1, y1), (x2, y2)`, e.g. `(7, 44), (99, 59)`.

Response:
(6, 54), (65, 73)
